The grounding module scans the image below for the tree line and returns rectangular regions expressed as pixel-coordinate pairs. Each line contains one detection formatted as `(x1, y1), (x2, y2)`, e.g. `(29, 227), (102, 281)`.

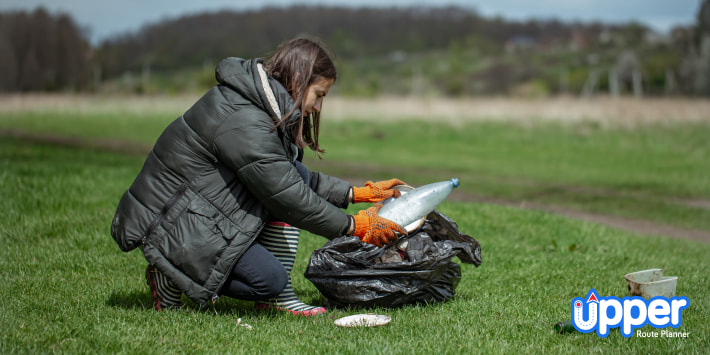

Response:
(1, 3), (708, 96)
(94, 6), (604, 78)
(0, 7), (91, 91)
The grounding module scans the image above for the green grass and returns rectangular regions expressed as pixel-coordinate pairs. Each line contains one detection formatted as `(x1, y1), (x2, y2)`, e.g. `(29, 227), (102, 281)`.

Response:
(3, 110), (710, 232)
(0, 111), (176, 143)
(310, 120), (710, 232)
(0, 132), (709, 353)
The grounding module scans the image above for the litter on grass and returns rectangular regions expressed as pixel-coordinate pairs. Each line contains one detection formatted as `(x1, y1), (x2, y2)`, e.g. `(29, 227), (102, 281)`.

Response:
(334, 314), (392, 327)
(624, 268), (678, 298)
(236, 318), (253, 330)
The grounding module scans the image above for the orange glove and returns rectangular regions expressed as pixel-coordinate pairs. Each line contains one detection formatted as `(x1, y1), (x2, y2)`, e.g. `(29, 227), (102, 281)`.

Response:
(352, 179), (407, 203)
(351, 203), (408, 246)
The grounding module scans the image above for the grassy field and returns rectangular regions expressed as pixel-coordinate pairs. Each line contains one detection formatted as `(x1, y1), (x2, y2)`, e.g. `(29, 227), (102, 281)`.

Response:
(1, 95), (709, 353)
(3, 96), (709, 233)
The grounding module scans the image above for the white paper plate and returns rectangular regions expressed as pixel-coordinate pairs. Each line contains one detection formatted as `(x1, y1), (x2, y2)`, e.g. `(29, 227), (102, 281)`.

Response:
(334, 314), (392, 327)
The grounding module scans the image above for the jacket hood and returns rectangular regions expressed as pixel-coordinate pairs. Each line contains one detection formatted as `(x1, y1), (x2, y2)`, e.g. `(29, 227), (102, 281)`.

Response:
(215, 57), (301, 127)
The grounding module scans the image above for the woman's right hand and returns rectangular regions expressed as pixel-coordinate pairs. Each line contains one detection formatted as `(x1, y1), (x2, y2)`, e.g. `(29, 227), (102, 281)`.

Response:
(351, 179), (407, 203)
(350, 203), (407, 246)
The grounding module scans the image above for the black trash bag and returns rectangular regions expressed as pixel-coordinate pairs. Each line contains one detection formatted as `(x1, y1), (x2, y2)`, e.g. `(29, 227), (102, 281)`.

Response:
(304, 210), (481, 308)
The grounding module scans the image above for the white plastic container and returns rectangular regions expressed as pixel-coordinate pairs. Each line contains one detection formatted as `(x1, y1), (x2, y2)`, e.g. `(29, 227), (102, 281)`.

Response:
(378, 178), (459, 232)
(624, 269), (678, 298)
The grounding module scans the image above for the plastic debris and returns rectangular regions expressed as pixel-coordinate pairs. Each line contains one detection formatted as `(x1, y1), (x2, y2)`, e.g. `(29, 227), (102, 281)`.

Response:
(236, 318), (253, 330)
(334, 314), (392, 327)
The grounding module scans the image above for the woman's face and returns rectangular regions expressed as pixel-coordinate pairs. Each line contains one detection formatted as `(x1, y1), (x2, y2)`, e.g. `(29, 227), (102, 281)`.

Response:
(302, 78), (334, 117)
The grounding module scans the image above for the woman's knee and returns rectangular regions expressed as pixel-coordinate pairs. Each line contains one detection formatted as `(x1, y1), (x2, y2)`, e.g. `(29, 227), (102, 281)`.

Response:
(232, 243), (288, 299)
(257, 263), (288, 298)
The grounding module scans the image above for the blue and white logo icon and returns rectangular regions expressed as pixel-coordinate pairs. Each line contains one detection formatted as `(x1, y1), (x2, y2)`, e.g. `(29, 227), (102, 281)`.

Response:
(571, 289), (689, 338)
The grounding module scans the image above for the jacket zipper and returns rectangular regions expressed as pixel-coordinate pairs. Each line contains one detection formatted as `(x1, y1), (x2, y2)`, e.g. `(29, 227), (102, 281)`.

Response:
(141, 183), (189, 247)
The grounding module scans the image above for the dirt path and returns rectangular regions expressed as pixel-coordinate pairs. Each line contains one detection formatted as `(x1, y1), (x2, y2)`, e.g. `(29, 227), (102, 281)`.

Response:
(3, 128), (709, 244)
(446, 191), (710, 244)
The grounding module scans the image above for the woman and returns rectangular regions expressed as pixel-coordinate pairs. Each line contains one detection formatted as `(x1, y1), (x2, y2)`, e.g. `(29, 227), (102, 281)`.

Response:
(110, 37), (407, 316)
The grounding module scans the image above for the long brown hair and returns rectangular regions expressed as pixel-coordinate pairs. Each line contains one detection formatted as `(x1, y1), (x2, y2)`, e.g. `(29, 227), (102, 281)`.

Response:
(265, 37), (336, 156)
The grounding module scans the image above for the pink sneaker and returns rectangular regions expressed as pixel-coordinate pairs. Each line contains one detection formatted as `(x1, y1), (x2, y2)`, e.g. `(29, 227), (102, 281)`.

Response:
(255, 302), (327, 316)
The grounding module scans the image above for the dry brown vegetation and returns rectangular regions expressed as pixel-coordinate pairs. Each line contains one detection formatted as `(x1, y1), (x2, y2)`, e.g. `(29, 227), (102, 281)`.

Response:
(2, 94), (709, 127)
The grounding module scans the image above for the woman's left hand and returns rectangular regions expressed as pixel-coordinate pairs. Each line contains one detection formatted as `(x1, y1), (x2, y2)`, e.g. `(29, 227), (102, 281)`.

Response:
(351, 203), (408, 246)
(352, 179), (407, 203)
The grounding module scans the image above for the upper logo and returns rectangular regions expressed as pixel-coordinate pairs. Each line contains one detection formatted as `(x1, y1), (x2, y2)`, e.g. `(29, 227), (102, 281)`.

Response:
(571, 289), (689, 337)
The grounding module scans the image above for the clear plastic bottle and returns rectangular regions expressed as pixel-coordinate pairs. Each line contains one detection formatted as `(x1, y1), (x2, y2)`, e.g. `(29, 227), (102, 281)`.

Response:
(378, 178), (459, 229)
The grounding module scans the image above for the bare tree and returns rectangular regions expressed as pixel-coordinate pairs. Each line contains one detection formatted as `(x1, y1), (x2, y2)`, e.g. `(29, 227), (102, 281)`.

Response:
(0, 7), (91, 91)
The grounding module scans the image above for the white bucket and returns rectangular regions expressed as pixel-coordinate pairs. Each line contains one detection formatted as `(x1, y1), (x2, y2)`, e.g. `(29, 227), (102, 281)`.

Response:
(624, 269), (678, 298)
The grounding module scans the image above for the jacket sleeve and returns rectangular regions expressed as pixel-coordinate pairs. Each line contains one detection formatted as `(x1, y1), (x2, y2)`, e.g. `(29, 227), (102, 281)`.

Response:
(297, 147), (351, 208)
(309, 171), (351, 209)
(213, 109), (349, 239)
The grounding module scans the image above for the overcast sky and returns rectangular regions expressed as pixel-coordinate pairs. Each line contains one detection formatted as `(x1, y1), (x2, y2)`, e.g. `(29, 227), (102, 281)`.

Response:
(0, 0), (703, 45)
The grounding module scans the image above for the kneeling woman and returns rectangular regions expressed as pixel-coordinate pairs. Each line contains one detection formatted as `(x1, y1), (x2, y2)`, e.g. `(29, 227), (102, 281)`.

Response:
(110, 37), (406, 315)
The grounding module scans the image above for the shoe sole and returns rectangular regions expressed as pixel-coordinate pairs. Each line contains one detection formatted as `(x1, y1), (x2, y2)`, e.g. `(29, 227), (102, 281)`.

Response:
(254, 302), (327, 316)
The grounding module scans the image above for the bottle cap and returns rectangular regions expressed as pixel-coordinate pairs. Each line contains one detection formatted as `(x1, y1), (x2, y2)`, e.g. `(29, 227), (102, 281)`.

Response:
(451, 178), (459, 188)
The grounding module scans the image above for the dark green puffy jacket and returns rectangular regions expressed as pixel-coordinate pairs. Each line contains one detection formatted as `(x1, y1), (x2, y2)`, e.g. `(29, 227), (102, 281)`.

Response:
(110, 58), (351, 306)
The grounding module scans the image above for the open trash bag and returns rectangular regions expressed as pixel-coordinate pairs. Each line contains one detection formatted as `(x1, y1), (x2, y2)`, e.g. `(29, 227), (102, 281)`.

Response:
(304, 210), (482, 308)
